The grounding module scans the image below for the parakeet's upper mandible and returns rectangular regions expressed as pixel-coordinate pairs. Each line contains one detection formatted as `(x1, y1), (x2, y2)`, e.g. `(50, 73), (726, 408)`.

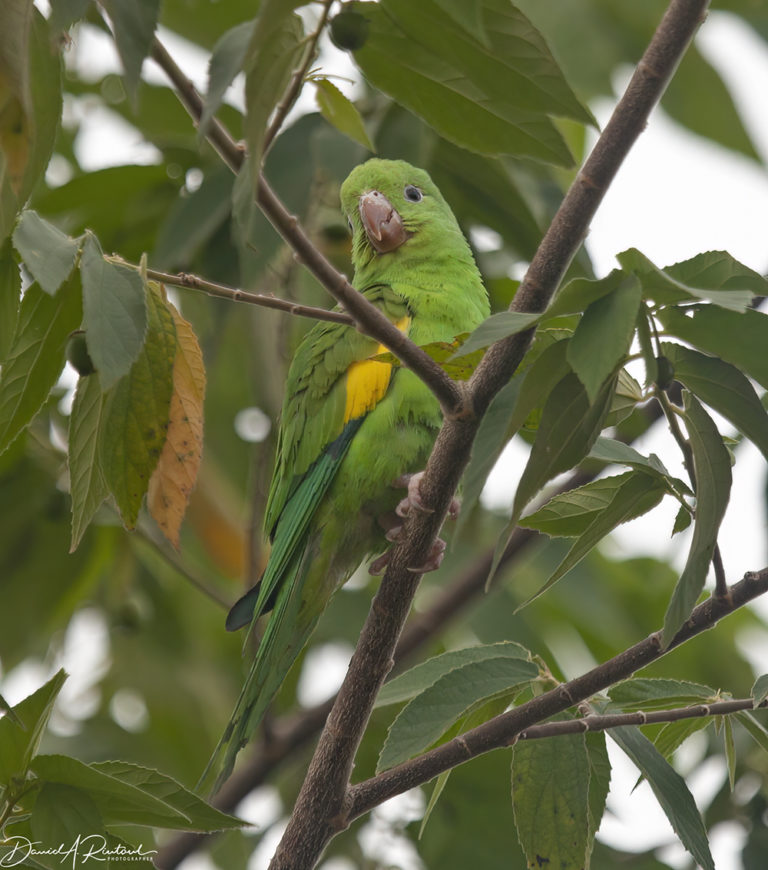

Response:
(204, 159), (490, 790)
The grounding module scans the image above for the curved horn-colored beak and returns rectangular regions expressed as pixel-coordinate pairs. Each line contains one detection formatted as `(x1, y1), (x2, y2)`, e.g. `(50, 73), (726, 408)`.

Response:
(359, 191), (409, 253)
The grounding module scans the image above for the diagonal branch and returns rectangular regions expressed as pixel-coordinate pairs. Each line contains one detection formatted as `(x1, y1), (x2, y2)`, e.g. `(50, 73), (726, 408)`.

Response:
(148, 36), (463, 414)
(346, 567), (768, 821)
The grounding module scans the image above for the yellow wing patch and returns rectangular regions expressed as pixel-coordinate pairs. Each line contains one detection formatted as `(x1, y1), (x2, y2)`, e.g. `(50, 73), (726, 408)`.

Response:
(343, 316), (410, 423)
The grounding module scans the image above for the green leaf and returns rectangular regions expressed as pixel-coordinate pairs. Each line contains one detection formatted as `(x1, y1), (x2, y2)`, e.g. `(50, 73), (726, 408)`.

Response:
(433, 0), (486, 44)
(751, 675), (768, 708)
(504, 335), (572, 435)
(68, 373), (109, 552)
(91, 761), (244, 832)
(455, 377), (521, 540)
(567, 275), (642, 402)
(243, 9), (305, 171)
(520, 471), (645, 537)
(30, 783), (104, 854)
(724, 715), (736, 792)
(512, 725), (590, 870)
(547, 269), (627, 320)
(0, 275), (82, 455)
(588, 436), (692, 497)
(607, 678), (715, 710)
(314, 79), (373, 151)
(658, 306), (768, 392)
(610, 726), (714, 870)
(661, 341), (768, 463)
(101, 0), (160, 102)
(0, 693), (23, 728)
(48, 0), (93, 33)
(511, 371), (616, 525)
(349, 1), (574, 163)
(0, 9), (62, 242)
(619, 248), (760, 311)
(662, 392), (732, 647)
(736, 711), (768, 755)
(0, 238), (21, 361)
(376, 641), (532, 707)
(0, 670), (66, 784)
(378, 655), (538, 771)
(654, 717), (711, 761)
(450, 311), (541, 359)
(672, 503), (693, 536)
(12, 210), (80, 296)
(516, 471), (666, 610)
(80, 234), (148, 391)
(200, 20), (255, 138)
(100, 284), (177, 529)
(585, 731), (610, 855)
(30, 754), (194, 829)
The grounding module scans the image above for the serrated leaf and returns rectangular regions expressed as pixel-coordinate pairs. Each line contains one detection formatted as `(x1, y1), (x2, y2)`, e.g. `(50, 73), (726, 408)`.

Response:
(244, 9), (305, 171)
(0, 275), (82, 455)
(378, 655), (537, 771)
(661, 341), (768, 463)
(567, 275), (642, 402)
(516, 471), (666, 610)
(30, 783), (104, 853)
(30, 754), (191, 828)
(100, 284), (177, 530)
(91, 761), (243, 832)
(519, 471), (637, 537)
(658, 306), (768, 392)
(585, 731), (610, 855)
(349, 1), (575, 163)
(147, 299), (205, 547)
(512, 724), (590, 870)
(101, 0), (160, 102)
(12, 210), (80, 295)
(589, 435), (692, 497)
(751, 675), (768, 708)
(80, 235), (148, 391)
(450, 311), (541, 358)
(0, 237), (21, 361)
(662, 392), (732, 647)
(0, 670), (66, 783)
(610, 726), (714, 870)
(376, 641), (531, 708)
(724, 715), (736, 792)
(736, 710), (768, 754)
(200, 20), (255, 138)
(654, 717), (711, 761)
(315, 79), (373, 150)
(620, 248), (758, 311)
(607, 678), (715, 710)
(68, 373), (109, 552)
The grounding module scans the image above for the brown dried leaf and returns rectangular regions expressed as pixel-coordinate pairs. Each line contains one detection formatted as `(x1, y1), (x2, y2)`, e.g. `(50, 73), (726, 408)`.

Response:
(148, 300), (206, 547)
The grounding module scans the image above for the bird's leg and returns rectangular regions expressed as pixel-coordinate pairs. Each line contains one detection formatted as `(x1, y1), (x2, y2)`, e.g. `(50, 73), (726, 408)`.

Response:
(369, 473), (459, 576)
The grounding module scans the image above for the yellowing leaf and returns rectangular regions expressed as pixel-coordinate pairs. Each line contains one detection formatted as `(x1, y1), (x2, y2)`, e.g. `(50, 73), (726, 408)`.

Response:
(148, 299), (206, 547)
(101, 284), (177, 529)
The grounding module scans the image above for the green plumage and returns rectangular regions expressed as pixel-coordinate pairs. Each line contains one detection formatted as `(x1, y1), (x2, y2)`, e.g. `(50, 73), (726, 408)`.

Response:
(204, 159), (489, 789)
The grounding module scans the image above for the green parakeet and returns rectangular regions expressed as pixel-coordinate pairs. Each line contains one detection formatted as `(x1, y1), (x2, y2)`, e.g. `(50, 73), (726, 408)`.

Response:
(205, 158), (489, 789)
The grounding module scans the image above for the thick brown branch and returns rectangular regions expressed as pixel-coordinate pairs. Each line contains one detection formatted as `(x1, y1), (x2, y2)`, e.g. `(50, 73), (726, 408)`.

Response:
(346, 568), (768, 820)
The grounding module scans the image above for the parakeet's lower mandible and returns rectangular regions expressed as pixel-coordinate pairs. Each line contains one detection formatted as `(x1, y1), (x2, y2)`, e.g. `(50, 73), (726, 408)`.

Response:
(203, 159), (490, 791)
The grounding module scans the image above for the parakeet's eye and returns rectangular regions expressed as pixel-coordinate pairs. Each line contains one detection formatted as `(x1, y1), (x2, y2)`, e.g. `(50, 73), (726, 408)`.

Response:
(404, 185), (423, 202)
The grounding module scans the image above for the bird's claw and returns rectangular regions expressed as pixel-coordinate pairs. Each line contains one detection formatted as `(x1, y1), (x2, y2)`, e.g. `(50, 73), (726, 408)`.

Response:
(406, 537), (446, 573)
(393, 472), (460, 520)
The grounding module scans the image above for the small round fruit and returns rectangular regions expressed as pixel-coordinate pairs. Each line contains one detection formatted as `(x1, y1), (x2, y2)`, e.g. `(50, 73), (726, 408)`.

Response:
(330, 9), (370, 51)
(66, 331), (96, 376)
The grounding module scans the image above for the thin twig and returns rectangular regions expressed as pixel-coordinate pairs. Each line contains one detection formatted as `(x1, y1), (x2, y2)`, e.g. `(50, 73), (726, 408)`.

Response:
(517, 696), (766, 741)
(108, 257), (354, 326)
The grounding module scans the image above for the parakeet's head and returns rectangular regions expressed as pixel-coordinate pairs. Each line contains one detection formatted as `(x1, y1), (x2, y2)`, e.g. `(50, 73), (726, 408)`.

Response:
(340, 159), (473, 273)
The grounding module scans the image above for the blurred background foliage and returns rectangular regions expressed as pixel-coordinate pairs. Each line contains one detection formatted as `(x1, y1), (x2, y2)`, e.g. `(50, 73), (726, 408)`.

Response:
(2, 0), (768, 867)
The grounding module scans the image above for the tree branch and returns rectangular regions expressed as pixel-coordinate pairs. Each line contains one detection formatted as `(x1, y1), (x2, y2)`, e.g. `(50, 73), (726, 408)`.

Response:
(148, 36), (464, 415)
(108, 257), (354, 326)
(346, 567), (768, 821)
(516, 696), (767, 742)
(269, 2), (710, 866)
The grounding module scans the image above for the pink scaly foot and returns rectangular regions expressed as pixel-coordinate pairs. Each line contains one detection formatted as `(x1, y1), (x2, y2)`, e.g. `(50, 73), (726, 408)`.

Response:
(368, 473), (459, 575)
